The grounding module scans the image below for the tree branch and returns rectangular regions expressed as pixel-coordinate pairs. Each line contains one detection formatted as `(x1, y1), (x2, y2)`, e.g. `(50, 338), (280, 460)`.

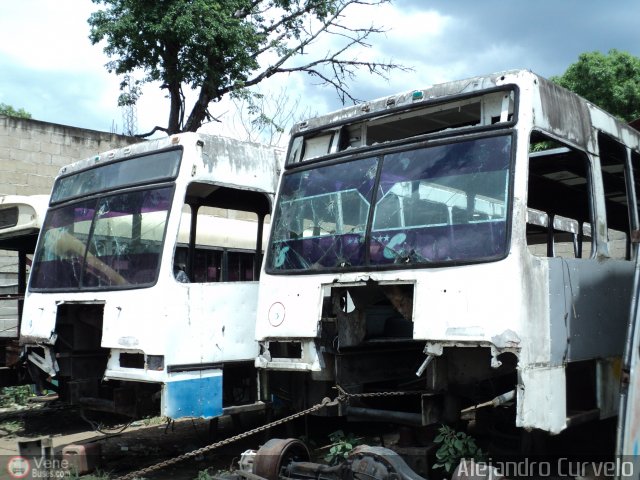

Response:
(232, 0), (263, 19)
(226, 3), (352, 96)
(225, 0), (407, 105)
(90, 0), (407, 134)
(136, 125), (169, 138)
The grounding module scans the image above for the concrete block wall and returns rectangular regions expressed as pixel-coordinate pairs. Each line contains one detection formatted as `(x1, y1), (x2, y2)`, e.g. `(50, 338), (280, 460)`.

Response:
(0, 115), (139, 197)
(0, 116), (140, 289)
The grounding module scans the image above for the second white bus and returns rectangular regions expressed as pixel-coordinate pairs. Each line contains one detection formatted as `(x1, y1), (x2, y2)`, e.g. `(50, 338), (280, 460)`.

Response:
(21, 133), (283, 419)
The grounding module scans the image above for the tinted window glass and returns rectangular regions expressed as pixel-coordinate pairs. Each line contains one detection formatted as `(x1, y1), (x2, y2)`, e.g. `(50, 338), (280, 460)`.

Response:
(31, 186), (173, 290)
(52, 149), (181, 203)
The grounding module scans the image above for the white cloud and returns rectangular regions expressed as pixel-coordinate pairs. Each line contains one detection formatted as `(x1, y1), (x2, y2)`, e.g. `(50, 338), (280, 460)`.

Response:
(0, 1), (102, 72)
(354, 3), (449, 40)
(225, 2), (455, 136)
(0, 0), (479, 139)
(2, 0), (640, 141)
(300, 4), (458, 92)
(0, 1), (126, 131)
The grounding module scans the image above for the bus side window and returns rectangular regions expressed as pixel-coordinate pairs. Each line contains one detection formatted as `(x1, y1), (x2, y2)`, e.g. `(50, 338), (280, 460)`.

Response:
(598, 132), (633, 260)
(633, 151), (640, 225)
(527, 132), (593, 259)
(174, 181), (264, 283)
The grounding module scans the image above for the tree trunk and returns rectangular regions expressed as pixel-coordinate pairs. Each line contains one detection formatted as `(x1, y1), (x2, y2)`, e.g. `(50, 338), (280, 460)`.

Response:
(167, 81), (182, 135)
(163, 42), (183, 135)
(183, 87), (213, 133)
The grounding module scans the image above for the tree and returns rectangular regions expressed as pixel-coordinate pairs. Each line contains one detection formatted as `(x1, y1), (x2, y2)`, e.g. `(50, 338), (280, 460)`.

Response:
(228, 86), (315, 146)
(552, 49), (640, 122)
(0, 103), (31, 119)
(88, 0), (407, 137)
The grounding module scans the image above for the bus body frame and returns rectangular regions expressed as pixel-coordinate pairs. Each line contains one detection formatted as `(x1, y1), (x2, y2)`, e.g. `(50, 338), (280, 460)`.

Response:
(0, 195), (48, 382)
(255, 70), (640, 435)
(21, 133), (283, 419)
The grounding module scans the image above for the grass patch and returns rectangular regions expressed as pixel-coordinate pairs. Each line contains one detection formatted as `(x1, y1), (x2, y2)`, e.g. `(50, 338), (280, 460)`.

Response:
(0, 419), (24, 435)
(0, 385), (32, 408)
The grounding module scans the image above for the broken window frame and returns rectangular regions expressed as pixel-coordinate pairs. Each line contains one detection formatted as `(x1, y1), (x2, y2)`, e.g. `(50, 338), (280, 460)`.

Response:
(286, 87), (517, 165)
(51, 147), (182, 204)
(267, 132), (514, 273)
(30, 148), (184, 291)
(173, 204), (264, 284)
(30, 184), (176, 292)
(526, 131), (595, 259)
(597, 131), (639, 260)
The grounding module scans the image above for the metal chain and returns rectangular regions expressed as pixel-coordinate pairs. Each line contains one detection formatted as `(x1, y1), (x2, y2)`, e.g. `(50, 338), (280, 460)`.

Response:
(114, 397), (338, 480)
(334, 384), (426, 399)
(114, 386), (423, 480)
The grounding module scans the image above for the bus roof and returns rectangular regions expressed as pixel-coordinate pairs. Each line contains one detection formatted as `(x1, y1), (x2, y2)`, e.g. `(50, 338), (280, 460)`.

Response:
(288, 68), (640, 157)
(55, 133), (284, 198)
(289, 69), (526, 135)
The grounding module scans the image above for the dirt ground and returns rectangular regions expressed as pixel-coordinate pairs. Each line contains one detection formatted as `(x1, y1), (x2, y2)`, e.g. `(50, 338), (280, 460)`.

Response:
(0, 402), (614, 480)
(0, 402), (277, 479)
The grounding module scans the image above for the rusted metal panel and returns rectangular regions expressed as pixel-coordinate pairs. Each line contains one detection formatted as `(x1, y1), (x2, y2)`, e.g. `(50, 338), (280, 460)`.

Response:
(517, 366), (567, 434)
(548, 257), (632, 364)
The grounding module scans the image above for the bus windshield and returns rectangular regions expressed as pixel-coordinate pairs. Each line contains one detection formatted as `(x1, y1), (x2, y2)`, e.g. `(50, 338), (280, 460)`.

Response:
(30, 186), (174, 290)
(268, 134), (512, 271)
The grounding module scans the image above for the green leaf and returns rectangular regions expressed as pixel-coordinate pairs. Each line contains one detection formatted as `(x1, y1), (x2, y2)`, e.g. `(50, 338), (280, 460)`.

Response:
(553, 49), (640, 121)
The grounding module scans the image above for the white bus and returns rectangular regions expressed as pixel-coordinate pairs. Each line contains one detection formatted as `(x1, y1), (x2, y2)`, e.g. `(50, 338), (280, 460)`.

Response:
(0, 195), (48, 381)
(255, 70), (640, 444)
(21, 133), (283, 419)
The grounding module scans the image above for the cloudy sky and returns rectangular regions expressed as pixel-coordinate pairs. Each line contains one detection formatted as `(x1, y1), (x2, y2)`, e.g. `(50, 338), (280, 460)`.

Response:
(1, 0), (639, 142)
